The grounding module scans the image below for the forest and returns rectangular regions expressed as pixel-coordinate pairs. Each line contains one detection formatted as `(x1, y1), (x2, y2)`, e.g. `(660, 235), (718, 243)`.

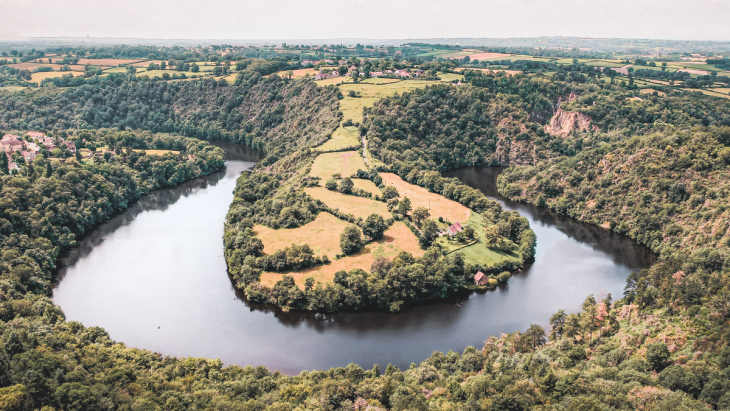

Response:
(1, 61), (730, 410)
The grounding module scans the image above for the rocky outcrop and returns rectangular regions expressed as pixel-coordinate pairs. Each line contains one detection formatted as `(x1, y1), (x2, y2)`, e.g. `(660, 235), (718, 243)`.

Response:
(544, 108), (597, 138)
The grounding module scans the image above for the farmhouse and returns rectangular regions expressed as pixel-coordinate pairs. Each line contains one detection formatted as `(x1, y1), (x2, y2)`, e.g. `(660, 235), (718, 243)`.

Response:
(1, 135), (24, 153)
(474, 271), (488, 286)
(369, 71), (384, 77)
(26, 131), (46, 140)
(63, 141), (77, 153)
(446, 222), (463, 238)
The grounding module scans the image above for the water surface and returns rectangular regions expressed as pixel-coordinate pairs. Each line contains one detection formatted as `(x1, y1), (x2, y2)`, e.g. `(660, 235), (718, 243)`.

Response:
(53, 151), (654, 374)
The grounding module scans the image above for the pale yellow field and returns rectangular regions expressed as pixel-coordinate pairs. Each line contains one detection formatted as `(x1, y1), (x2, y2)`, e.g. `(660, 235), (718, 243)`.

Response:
(304, 187), (390, 219)
(310, 151), (367, 180)
(260, 221), (423, 288)
(77, 58), (142, 66)
(380, 173), (471, 223)
(255, 212), (348, 257)
(136, 149), (180, 155)
(316, 126), (361, 151)
(317, 77), (352, 86)
(30, 71), (84, 83)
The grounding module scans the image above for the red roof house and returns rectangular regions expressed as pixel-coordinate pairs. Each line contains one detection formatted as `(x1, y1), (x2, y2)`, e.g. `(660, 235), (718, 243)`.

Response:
(446, 222), (463, 237)
(474, 271), (488, 286)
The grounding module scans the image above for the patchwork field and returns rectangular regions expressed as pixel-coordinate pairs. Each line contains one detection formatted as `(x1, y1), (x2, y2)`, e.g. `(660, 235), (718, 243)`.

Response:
(8, 62), (86, 72)
(304, 187), (389, 218)
(255, 212), (349, 258)
(317, 126), (360, 151)
(379, 173), (471, 224)
(260, 221), (423, 288)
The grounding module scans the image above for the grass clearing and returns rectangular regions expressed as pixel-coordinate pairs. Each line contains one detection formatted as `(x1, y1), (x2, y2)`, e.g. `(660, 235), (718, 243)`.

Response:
(336, 80), (437, 122)
(260, 221), (423, 288)
(304, 187), (389, 219)
(361, 78), (402, 84)
(317, 126), (360, 152)
(255, 212), (348, 258)
(439, 72), (464, 82)
(0, 86), (26, 93)
(435, 212), (519, 267)
(30, 71), (84, 83)
(309, 151), (367, 180)
(639, 88), (667, 96)
(76, 58), (141, 66)
(380, 173), (471, 223)
(136, 149), (179, 155)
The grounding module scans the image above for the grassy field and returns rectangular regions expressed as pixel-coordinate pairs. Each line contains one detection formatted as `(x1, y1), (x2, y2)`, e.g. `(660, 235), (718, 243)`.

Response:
(260, 221), (423, 288)
(304, 187), (390, 219)
(0, 86), (25, 93)
(30, 71), (84, 83)
(436, 212), (520, 267)
(316, 77), (352, 86)
(336, 80), (437, 123)
(439, 72), (465, 82)
(379, 173), (471, 223)
(309, 151), (367, 180)
(639, 88), (667, 96)
(136, 149), (179, 155)
(361, 78), (401, 84)
(255, 212), (349, 258)
(76, 58), (142, 66)
(316, 126), (360, 152)
(9, 62), (86, 72)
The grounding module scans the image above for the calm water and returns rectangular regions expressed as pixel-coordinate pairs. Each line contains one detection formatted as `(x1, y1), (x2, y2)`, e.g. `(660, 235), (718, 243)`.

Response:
(52, 148), (655, 374)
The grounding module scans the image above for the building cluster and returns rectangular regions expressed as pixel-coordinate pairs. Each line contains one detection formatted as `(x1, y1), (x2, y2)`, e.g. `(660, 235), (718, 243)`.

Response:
(1, 131), (76, 171)
(314, 65), (424, 80)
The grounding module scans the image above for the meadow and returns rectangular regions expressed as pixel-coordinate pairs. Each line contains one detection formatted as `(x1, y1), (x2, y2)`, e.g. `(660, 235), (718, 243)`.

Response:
(304, 187), (390, 219)
(260, 221), (423, 288)
(316, 125), (360, 151)
(435, 212), (519, 267)
(255, 212), (349, 258)
(379, 172), (471, 223)
(30, 71), (84, 83)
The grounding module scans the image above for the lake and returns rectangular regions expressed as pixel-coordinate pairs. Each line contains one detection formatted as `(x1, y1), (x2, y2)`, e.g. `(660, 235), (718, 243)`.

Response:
(53, 145), (654, 374)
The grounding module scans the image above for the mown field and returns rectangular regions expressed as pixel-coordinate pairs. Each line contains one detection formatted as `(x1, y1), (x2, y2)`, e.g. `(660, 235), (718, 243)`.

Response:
(380, 172), (471, 224)
(304, 187), (389, 218)
(316, 125), (360, 151)
(260, 221), (423, 288)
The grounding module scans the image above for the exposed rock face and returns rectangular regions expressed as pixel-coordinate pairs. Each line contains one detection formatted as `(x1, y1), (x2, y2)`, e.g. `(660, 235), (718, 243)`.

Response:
(545, 108), (597, 138)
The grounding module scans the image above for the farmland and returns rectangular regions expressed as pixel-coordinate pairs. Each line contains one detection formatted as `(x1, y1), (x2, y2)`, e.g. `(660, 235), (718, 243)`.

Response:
(379, 173), (471, 224)
(435, 212), (520, 267)
(309, 151), (367, 180)
(260, 221), (423, 288)
(304, 187), (389, 218)
(316, 125), (360, 151)
(255, 212), (349, 258)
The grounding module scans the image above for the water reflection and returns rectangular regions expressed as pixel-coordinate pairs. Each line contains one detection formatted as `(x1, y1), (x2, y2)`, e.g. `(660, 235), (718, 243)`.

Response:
(53, 148), (655, 374)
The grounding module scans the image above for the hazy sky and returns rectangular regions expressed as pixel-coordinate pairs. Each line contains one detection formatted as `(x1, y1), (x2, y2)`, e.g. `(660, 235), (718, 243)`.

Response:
(3, 0), (729, 41)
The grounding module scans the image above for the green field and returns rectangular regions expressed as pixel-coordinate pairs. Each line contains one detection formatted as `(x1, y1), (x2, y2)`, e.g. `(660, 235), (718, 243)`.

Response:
(317, 126), (361, 152)
(439, 72), (465, 82)
(436, 212), (521, 267)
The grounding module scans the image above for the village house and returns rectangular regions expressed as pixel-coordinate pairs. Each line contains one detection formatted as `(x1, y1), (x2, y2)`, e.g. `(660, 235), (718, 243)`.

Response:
(26, 131), (46, 141)
(63, 141), (76, 153)
(474, 271), (489, 286)
(5, 152), (19, 171)
(369, 71), (384, 78)
(338, 60), (347, 65)
(21, 150), (35, 162)
(1, 135), (25, 153)
(26, 142), (40, 153)
(446, 222), (463, 238)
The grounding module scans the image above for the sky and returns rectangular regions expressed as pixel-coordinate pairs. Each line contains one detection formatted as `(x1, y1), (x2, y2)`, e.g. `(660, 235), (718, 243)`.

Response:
(2, 0), (729, 41)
